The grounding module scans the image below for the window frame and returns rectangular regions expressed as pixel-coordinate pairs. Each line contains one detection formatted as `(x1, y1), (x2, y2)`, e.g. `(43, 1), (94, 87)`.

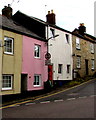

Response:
(77, 56), (81, 68)
(67, 65), (71, 74)
(76, 37), (80, 50)
(34, 44), (41, 58)
(65, 34), (70, 44)
(2, 75), (13, 90)
(50, 28), (55, 38)
(90, 43), (94, 54)
(33, 74), (41, 87)
(4, 36), (14, 55)
(91, 59), (95, 70)
(58, 64), (63, 74)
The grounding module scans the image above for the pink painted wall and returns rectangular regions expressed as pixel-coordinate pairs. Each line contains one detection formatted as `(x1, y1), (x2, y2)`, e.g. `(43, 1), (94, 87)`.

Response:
(22, 36), (48, 91)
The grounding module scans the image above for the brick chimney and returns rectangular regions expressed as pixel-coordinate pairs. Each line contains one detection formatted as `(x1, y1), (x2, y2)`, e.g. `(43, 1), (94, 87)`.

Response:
(2, 4), (13, 19)
(78, 23), (86, 35)
(46, 10), (56, 25)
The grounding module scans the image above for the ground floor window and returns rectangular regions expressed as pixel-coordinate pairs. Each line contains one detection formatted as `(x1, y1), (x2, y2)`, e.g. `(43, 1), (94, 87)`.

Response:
(33, 74), (41, 87)
(2, 75), (13, 90)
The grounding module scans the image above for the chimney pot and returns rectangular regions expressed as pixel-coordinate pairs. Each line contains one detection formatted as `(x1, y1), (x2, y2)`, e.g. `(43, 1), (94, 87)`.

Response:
(46, 10), (56, 25)
(78, 23), (86, 35)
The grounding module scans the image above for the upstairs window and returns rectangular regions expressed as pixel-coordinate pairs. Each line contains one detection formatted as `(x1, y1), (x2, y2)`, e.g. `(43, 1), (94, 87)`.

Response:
(58, 64), (63, 74)
(90, 43), (94, 53)
(91, 59), (95, 70)
(50, 28), (55, 38)
(34, 45), (41, 58)
(2, 75), (13, 90)
(76, 37), (80, 49)
(65, 34), (70, 43)
(77, 56), (81, 68)
(4, 36), (14, 54)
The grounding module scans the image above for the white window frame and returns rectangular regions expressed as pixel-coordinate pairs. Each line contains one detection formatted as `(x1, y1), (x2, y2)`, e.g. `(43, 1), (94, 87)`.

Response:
(34, 44), (41, 58)
(91, 59), (95, 70)
(33, 74), (41, 87)
(65, 34), (70, 44)
(76, 37), (80, 49)
(77, 56), (81, 68)
(2, 75), (13, 90)
(67, 65), (71, 74)
(58, 64), (63, 74)
(4, 36), (14, 55)
(50, 28), (55, 38)
(90, 43), (94, 53)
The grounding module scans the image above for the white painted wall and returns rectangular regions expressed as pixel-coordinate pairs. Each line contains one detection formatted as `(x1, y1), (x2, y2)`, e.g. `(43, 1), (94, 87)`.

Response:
(47, 26), (73, 81)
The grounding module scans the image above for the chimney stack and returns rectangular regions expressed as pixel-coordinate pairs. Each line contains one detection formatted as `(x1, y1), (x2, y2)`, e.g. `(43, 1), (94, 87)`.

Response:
(2, 4), (13, 19)
(78, 23), (86, 35)
(46, 10), (56, 25)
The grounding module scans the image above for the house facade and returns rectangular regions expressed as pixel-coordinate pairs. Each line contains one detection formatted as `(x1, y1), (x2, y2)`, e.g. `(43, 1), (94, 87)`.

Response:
(46, 25), (73, 84)
(21, 35), (48, 92)
(72, 24), (96, 78)
(0, 25), (22, 95)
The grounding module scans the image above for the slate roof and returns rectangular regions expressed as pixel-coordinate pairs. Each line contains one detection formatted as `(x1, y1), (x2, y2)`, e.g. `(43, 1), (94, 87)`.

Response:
(0, 14), (46, 41)
(13, 11), (72, 34)
(72, 28), (96, 43)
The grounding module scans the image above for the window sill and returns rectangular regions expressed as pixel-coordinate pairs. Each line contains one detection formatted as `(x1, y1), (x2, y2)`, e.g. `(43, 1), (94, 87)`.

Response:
(33, 85), (41, 87)
(1, 88), (13, 91)
(4, 52), (14, 55)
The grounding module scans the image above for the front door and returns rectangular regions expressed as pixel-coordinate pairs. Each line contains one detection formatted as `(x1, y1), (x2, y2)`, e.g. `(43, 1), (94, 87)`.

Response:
(85, 59), (89, 75)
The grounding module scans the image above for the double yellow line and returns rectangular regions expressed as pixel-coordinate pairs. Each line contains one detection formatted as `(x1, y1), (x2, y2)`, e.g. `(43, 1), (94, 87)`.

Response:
(0, 79), (95, 109)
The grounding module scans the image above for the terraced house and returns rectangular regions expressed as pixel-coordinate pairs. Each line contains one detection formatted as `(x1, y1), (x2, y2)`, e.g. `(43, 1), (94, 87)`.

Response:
(0, 5), (48, 95)
(13, 10), (73, 86)
(72, 23), (96, 78)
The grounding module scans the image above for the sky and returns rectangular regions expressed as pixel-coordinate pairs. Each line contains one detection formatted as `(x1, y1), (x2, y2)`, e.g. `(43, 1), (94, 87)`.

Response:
(0, 0), (95, 36)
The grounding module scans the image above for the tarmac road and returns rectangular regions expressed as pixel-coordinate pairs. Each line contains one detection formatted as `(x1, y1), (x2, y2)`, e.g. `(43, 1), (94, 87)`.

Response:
(2, 79), (96, 119)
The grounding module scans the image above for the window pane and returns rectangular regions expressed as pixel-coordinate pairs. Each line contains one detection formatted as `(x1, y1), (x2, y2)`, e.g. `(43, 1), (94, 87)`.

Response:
(4, 37), (13, 54)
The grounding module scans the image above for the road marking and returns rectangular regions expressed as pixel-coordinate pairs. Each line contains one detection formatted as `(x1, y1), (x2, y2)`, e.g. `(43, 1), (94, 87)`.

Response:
(90, 95), (96, 97)
(9, 104), (20, 108)
(54, 99), (64, 102)
(25, 103), (36, 106)
(79, 96), (87, 99)
(40, 101), (50, 104)
(1, 79), (95, 109)
(67, 98), (76, 101)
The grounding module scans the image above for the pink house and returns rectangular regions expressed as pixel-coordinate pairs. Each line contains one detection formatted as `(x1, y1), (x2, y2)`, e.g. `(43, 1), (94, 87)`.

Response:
(21, 35), (48, 92)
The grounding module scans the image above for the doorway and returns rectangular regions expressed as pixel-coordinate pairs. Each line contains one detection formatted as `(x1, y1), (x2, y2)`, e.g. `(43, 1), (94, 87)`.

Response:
(85, 59), (89, 75)
(21, 74), (27, 92)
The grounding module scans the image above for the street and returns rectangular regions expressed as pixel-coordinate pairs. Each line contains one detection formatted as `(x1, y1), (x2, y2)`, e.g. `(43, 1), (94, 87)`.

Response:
(2, 79), (96, 118)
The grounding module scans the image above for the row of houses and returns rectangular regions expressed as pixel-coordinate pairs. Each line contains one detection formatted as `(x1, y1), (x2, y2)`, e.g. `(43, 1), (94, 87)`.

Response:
(0, 5), (96, 95)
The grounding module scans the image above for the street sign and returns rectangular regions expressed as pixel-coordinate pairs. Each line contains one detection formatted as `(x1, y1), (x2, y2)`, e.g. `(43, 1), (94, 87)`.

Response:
(45, 52), (51, 60)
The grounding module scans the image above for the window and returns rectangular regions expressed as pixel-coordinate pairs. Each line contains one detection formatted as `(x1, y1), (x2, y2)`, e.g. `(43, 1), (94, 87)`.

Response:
(67, 65), (70, 74)
(58, 64), (63, 74)
(4, 36), (14, 54)
(2, 75), (13, 90)
(90, 43), (94, 53)
(34, 45), (41, 58)
(76, 37), (80, 49)
(91, 59), (94, 70)
(77, 56), (81, 68)
(34, 74), (41, 87)
(50, 28), (55, 38)
(65, 34), (70, 43)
